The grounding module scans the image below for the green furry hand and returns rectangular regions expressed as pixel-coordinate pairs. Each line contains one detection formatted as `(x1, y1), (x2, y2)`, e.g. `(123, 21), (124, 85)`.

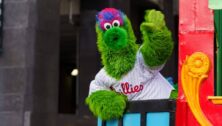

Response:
(142, 10), (166, 32)
(140, 9), (174, 67)
(86, 90), (127, 120)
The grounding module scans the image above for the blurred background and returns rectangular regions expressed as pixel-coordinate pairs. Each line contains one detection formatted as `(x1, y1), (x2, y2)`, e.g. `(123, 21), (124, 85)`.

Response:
(0, 0), (178, 126)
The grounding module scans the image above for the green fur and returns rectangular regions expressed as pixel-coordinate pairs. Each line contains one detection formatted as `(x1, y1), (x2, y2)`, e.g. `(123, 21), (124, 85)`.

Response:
(144, 10), (166, 30)
(140, 10), (174, 67)
(104, 27), (128, 50)
(96, 16), (138, 80)
(87, 10), (175, 121)
(86, 90), (127, 120)
(170, 83), (178, 99)
(169, 90), (178, 99)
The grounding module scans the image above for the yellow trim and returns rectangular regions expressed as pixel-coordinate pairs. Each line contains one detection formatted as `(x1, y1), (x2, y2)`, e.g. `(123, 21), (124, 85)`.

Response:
(181, 52), (212, 126)
(208, 96), (222, 104)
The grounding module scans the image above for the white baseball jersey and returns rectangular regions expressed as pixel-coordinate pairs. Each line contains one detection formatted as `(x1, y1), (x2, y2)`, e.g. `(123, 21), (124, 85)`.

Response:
(88, 50), (174, 101)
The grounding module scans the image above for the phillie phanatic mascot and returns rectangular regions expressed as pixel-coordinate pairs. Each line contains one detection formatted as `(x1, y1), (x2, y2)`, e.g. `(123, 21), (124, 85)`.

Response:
(86, 8), (176, 120)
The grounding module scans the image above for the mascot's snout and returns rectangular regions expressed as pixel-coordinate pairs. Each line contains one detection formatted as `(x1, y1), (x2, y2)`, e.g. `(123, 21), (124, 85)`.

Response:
(104, 27), (128, 50)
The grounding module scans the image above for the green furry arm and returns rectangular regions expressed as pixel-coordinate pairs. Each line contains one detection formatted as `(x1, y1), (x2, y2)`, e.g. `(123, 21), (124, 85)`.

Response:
(140, 10), (174, 67)
(86, 90), (127, 120)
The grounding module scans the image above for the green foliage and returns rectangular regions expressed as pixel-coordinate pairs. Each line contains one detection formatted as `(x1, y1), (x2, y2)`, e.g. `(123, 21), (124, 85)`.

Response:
(140, 9), (174, 67)
(85, 90), (127, 120)
(96, 16), (138, 80)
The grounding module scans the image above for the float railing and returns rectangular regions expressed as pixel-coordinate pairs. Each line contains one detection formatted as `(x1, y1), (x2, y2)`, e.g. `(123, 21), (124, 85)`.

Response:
(98, 99), (176, 126)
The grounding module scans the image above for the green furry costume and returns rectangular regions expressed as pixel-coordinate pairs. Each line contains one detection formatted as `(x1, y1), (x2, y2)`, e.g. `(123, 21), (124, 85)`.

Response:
(86, 8), (176, 121)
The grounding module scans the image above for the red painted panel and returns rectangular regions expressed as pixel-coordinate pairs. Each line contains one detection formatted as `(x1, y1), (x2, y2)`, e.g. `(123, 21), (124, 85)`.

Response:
(178, 32), (215, 126)
(178, 32), (222, 126)
(177, 0), (222, 125)
(176, 99), (188, 126)
(196, 0), (214, 31)
(179, 0), (195, 32)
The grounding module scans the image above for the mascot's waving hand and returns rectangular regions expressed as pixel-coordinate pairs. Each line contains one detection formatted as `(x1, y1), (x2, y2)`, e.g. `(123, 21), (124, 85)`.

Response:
(86, 8), (175, 121)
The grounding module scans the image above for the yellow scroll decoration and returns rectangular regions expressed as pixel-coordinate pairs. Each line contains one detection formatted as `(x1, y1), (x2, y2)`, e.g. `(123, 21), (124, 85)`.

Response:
(181, 52), (212, 126)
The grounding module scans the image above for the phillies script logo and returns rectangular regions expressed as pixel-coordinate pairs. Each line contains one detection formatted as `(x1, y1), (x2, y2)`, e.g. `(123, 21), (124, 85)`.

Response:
(121, 82), (143, 94)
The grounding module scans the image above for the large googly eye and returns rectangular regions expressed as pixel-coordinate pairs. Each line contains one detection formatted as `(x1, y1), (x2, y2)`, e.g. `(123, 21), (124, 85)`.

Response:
(104, 23), (112, 30)
(112, 20), (120, 27)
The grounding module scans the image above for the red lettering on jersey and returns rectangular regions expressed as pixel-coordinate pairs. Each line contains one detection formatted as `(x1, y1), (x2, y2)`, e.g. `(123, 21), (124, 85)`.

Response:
(121, 82), (143, 94)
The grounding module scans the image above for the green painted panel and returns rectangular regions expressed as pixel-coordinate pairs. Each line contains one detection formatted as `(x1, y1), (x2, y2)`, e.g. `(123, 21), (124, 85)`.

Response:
(215, 10), (222, 96)
(209, 0), (222, 9)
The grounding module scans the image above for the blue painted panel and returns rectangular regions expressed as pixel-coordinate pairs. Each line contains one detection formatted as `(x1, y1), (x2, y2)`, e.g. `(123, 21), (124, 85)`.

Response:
(106, 119), (118, 126)
(146, 112), (170, 126)
(97, 118), (102, 126)
(123, 113), (141, 126)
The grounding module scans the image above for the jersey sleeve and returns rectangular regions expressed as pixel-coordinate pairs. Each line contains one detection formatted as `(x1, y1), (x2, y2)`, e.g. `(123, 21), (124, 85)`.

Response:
(88, 69), (117, 95)
(137, 48), (165, 75)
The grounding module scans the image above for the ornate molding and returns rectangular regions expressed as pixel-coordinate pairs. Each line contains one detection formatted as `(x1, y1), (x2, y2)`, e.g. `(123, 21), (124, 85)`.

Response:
(181, 52), (212, 126)
(208, 96), (222, 104)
